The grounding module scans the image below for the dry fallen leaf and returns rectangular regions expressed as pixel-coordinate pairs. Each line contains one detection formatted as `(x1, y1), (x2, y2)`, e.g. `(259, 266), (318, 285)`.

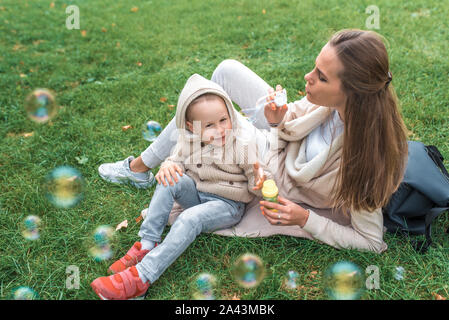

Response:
(168, 104), (175, 109)
(432, 292), (446, 300)
(101, 27), (107, 33)
(81, 30), (87, 37)
(116, 220), (128, 231)
(131, 7), (139, 12)
(50, 2), (55, 8)
(231, 294), (241, 300)
(116, 42), (121, 48)
(195, 58), (200, 62)
(262, 9), (266, 14)
(121, 125), (133, 131)
(111, 23), (116, 27)
(137, 62), (142, 67)
(135, 215), (143, 223)
(20, 73), (27, 78)
(298, 90), (305, 96)
(160, 97), (167, 103)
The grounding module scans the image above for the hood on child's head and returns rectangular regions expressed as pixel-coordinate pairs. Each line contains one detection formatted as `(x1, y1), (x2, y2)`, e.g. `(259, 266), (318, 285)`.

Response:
(175, 74), (237, 131)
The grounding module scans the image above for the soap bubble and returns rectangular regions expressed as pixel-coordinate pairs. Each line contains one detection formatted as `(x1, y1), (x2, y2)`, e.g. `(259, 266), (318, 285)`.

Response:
(394, 266), (405, 281)
(283, 270), (300, 290)
(11, 286), (39, 300)
(24, 89), (57, 123)
(323, 261), (364, 300)
(89, 225), (115, 261)
(21, 215), (42, 240)
(142, 120), (162, 142)
(44, 166), (84, 208)
(192, 273), (217, 300)
(232, 253), (265, 288)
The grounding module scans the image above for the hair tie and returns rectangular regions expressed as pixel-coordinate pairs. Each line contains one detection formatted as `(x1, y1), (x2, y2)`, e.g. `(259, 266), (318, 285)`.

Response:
(385, 71), (393, 88)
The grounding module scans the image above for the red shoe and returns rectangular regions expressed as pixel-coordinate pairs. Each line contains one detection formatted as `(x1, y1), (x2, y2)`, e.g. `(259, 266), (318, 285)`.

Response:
(108, 241), (155, 274)
(91, 266), (150, 300)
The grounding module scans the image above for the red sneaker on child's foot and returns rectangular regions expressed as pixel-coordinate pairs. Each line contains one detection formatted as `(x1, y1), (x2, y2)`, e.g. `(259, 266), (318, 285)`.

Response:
(91, 266), (150, 300)
(108, 241), (155, 274)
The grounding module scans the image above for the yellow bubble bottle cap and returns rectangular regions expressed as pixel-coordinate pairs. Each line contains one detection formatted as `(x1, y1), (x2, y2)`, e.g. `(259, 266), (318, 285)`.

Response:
(262, 179), (278, 198)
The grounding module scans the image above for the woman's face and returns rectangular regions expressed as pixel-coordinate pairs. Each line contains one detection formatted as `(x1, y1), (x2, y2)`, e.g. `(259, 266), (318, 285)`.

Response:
(304, 43), (347, 117)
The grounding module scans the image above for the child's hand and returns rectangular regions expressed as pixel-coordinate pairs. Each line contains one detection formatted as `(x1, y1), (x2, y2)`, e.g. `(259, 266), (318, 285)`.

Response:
(252, 161), (266, 190)
(263, 85), (288, 126)
(156, 162), (183, 187)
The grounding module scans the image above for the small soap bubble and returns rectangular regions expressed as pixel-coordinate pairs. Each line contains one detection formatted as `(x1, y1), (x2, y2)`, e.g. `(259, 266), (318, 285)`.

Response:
(283, 270), (300, 290)
(142, 120), (162, 142)
(323, 261), (364, 300)
(11, 286), (39, 300)
(24, 89), (57, 123)
(232, 253), (265, 289)
(394, 266), (405, 281)
(44, 166), (84, 208)
(89, 225), (115, 261)
(192, 273), (217, 300)
(21, 215), (42, 240)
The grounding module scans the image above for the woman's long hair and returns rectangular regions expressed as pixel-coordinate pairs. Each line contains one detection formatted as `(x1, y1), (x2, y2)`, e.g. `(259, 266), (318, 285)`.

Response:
(329, 29), (409, 213)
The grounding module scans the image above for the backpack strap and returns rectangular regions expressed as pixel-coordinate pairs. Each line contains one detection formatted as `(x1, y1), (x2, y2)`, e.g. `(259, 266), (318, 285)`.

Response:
(426, 145), (449, 180)
(412, 206), (449, 253)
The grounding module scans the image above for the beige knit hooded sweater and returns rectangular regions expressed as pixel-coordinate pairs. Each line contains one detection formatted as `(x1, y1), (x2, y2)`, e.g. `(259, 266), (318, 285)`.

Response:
(162, 73), (272, 203)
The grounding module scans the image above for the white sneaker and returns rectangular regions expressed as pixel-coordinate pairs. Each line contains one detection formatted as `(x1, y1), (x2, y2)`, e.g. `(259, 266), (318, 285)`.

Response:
(98, 156), (155, 189)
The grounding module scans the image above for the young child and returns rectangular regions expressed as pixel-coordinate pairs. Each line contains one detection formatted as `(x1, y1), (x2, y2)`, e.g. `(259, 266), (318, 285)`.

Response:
(90, 74), (272, 300)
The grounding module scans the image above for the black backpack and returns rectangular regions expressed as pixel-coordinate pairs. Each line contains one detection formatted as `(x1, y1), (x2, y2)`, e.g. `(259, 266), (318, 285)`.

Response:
(382, 141), (449, 253)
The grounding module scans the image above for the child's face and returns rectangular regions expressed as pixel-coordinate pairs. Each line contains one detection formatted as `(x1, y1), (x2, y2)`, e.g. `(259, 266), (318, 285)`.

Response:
(186, 97), (232, 146)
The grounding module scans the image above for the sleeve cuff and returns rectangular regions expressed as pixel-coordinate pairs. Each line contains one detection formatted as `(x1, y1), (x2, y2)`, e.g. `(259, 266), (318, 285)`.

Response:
(301, 209), (324, 235)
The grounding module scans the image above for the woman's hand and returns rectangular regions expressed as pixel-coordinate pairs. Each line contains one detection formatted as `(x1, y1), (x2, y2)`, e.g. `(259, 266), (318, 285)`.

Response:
(264, 84), (288, 126)
(259, 196), (310, 228)
(155, 162), (183, 186)
(252, 161), (266, 190)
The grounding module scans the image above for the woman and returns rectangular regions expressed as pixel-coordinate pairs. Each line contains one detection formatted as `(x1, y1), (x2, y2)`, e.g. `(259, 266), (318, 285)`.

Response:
(99, 29), (409, 253)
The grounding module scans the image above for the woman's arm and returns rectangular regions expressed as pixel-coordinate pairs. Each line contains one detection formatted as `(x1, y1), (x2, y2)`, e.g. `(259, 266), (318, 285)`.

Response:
(260, 196), (387, 253)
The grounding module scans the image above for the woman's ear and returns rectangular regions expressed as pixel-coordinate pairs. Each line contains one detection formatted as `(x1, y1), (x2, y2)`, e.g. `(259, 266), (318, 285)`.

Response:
(186, 120), (193, 132)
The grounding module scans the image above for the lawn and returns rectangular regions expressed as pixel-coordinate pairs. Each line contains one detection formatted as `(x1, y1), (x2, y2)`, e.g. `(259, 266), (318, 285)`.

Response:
(0, 0), (448, 300)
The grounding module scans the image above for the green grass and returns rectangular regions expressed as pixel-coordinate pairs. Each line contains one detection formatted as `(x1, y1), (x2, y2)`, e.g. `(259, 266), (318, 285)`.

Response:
(1, 0), (448, 300)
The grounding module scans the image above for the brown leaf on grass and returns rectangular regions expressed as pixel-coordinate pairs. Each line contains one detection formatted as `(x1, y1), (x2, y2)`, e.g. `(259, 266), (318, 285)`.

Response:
(33, 40), (45, 46)
(194, 58), (200, 62)
(7, 132), (34, 138)
(101, 27), (107, 33)
(115, 220), (128, 231)
(13, 43), (24, 51)
(20, 73), (27, 78)
(242, 44), (249, 49)
(298, 90), (305, 96)
(160, 97), (167, 103)
(131, 7), (139, 12)
(116, 42), (121, 48)
(432, 292), (447, 300)
(121, 125), (133, 131)
(81, 30), (87, 37)
(137, 62), (142, 67)
(111, 23), (116, 27)
(135, 215), (143, 223)
(168, 104), (175, 109)
(262, 9), (266, 14)
(50, 2), (55, 8)
(231, 294), (241, 300)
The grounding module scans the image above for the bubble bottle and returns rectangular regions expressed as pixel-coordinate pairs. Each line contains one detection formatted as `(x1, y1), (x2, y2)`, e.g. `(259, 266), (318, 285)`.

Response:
(256, 88), (288, 110)
(243, 89), (288, 123)
(261, 179), (279, 213)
